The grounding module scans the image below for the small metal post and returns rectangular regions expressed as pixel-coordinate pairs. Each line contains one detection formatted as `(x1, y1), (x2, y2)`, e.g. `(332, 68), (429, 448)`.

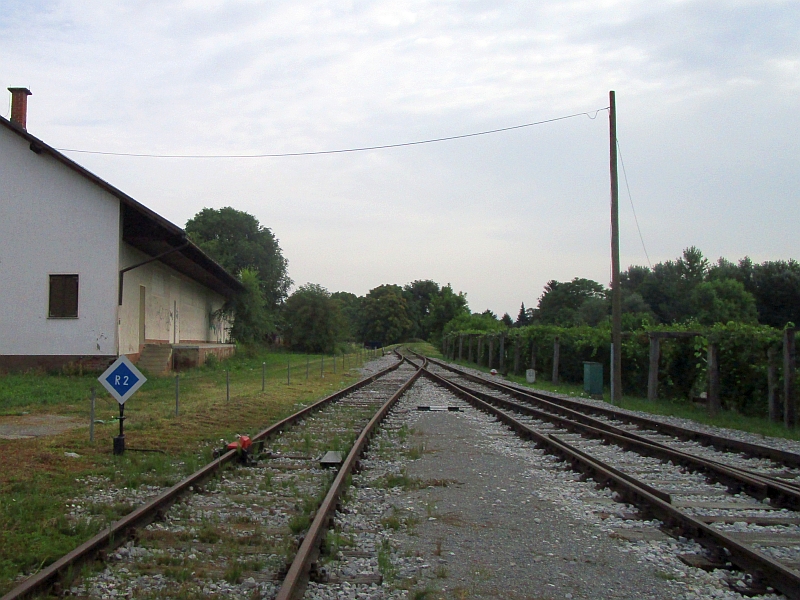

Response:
(226, 370), (230, 402)
(287, 358), (291, 385)
(89, 386), (95, 442)
(175, 374), (180, 417)
(306, 356), (309, 380)
(113, 403), (125, 455)
(262, 362), (266, 392)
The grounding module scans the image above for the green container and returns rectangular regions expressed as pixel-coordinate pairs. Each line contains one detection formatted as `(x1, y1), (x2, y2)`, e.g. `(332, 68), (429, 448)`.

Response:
(583, 361), (603, 396)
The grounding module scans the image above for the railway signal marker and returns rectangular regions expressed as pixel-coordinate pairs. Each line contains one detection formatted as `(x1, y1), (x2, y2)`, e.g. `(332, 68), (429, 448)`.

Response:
(98, 356), (147, 455)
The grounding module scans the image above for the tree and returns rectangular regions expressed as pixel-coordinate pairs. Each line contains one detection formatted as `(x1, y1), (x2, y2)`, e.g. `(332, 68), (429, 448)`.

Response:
(749, 260), (800, 328)
(537, 278), (605, 325)
(443, 311), (503, 335)
(691, 279), (758, 326)
(186, 207), (292, 310)
(422, 284), (469, 344)
(403, 280), (441, 339)
(331, 291), (362, 341)
(282, 284), (344, 352)
(500, 313), (514, 327)
(360, 285), (414, 345)
(515, 302), (532, 327)
(224, 268), (274, 343)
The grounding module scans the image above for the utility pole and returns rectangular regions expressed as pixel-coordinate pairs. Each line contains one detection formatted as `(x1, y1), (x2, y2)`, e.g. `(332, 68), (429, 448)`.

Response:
(609, 90), (622, 405)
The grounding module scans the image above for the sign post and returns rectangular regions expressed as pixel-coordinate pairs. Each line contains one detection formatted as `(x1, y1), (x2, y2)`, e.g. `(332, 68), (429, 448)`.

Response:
(98, 356), (147, 455)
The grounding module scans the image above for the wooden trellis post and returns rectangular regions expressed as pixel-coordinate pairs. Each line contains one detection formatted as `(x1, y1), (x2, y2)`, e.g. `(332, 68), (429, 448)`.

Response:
(785, 328), (796, 428)
(707, 342), (720, 416)
(647, 334), (660, 401)
(513, 337), (520, 375)
(552, 336), (560, 385)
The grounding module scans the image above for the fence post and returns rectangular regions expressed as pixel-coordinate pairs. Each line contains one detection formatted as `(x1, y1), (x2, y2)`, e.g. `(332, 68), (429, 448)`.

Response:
(513, 338), (520, 375)
(768, 346), (779, 422)
(468, 335), (473, 363)
(552, 336), (560, 385)
(488, 337), (495, 369)
(477, 337), (484, 366)
(707, 342), (720, 416)
(226, 370), (230, 402)
(175, 373), (180, 417)
(647, 334), (660, 401)
(89, 386), (95, 442)
(262, 362), (266, 392)
(784, 328), (796, 428)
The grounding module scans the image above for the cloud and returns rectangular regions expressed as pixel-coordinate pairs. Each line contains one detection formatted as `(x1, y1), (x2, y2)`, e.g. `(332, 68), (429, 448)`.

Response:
(1, 0), (798, 315)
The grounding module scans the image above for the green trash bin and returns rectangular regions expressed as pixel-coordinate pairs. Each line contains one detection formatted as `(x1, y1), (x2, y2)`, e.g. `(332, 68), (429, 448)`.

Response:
(583, 361), (603, 396)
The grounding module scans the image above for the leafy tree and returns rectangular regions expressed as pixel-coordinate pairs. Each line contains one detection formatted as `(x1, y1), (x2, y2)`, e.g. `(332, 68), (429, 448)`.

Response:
(577, 297), (609, 326)
(500, 313), (514, 327)
(186, 207), (291, 309)
(403, 280), (441, 339)
(690, 279), (758, 326)
(282, 284), (344, 352)
(223, 268), (274, 343)
(537, 278), (605, 325)
(749, 260), (800, 328)
(331, 291), (362, 341)
(422, 284), (469, 344)
(360, 285), (414, 345)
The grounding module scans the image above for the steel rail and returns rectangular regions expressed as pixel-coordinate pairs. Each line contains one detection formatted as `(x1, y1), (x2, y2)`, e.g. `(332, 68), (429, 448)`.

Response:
(435, 372), (800, 511)
(275, 359), (424, 600)
(419, 365), (800, 599)
(426, 358), (800, 497)
(1, 356), (406, 600)
(425, 355), (800, 469)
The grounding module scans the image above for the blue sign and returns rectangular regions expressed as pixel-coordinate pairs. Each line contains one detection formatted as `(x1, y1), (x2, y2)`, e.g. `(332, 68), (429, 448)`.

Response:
(99, 356), (147, 404)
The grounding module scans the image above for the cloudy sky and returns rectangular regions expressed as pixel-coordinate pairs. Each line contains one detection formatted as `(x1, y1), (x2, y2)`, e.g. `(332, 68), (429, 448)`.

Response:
(2, 1), (798, 316)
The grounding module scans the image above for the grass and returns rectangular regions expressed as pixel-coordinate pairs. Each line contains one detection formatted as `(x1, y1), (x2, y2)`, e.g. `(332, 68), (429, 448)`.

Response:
(0, 345), (383, 595)
(433, 352), (800, 442)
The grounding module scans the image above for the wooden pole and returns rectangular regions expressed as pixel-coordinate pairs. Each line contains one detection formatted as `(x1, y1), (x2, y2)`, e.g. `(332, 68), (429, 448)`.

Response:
(647, 335), (660, 401)
(552, 336), (560, 385)
(478, 337), (484, 366)
(488, 337), (495, 369)
(513, 338), (520, 375)
(768, 346), (779, 422)
(468, 335), (473, 363)
(784, 328), (796, 428)
(707, 342), (720, 416)
(499, 335), (505, 371)
(609, 90), (622, 405)
(458, 334), (463, 361)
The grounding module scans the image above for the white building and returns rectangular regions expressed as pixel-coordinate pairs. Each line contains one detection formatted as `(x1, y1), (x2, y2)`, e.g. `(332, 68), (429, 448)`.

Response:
(0, 88), (242, 373)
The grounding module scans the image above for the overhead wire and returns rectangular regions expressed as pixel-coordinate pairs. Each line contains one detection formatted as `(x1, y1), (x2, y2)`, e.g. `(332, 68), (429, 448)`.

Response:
(616, 138), (651, 268)
(54, 108), (608, 158)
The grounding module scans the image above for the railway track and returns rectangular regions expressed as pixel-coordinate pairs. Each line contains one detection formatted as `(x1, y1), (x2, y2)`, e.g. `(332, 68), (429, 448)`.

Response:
(2, 353), (421, 600)
(406, 351), (800, 599)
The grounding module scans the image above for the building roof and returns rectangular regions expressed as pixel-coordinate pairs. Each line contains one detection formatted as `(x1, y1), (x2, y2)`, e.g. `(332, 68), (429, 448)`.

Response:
(0, 116), (244, 298)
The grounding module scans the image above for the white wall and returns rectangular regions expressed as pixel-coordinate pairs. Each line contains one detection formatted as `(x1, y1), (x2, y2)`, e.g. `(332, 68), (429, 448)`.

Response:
(0, 126), (120, 356)
(118, 243), (229, 356)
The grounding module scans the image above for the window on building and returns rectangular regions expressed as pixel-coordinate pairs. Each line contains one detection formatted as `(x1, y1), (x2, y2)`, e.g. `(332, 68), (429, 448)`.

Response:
(49, 274), (79, 318)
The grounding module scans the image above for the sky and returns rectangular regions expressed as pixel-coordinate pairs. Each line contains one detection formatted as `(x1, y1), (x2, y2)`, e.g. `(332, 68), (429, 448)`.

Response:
(2, 0), (798, 317)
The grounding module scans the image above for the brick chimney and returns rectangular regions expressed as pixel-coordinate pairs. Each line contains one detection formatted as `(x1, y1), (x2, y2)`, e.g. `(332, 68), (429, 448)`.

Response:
(8, 87), (32, 130)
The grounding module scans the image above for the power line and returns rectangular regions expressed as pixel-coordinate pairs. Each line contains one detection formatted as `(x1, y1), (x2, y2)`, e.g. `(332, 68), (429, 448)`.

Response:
(55, 108), (608, 159)
(616, 138), (651, 269)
